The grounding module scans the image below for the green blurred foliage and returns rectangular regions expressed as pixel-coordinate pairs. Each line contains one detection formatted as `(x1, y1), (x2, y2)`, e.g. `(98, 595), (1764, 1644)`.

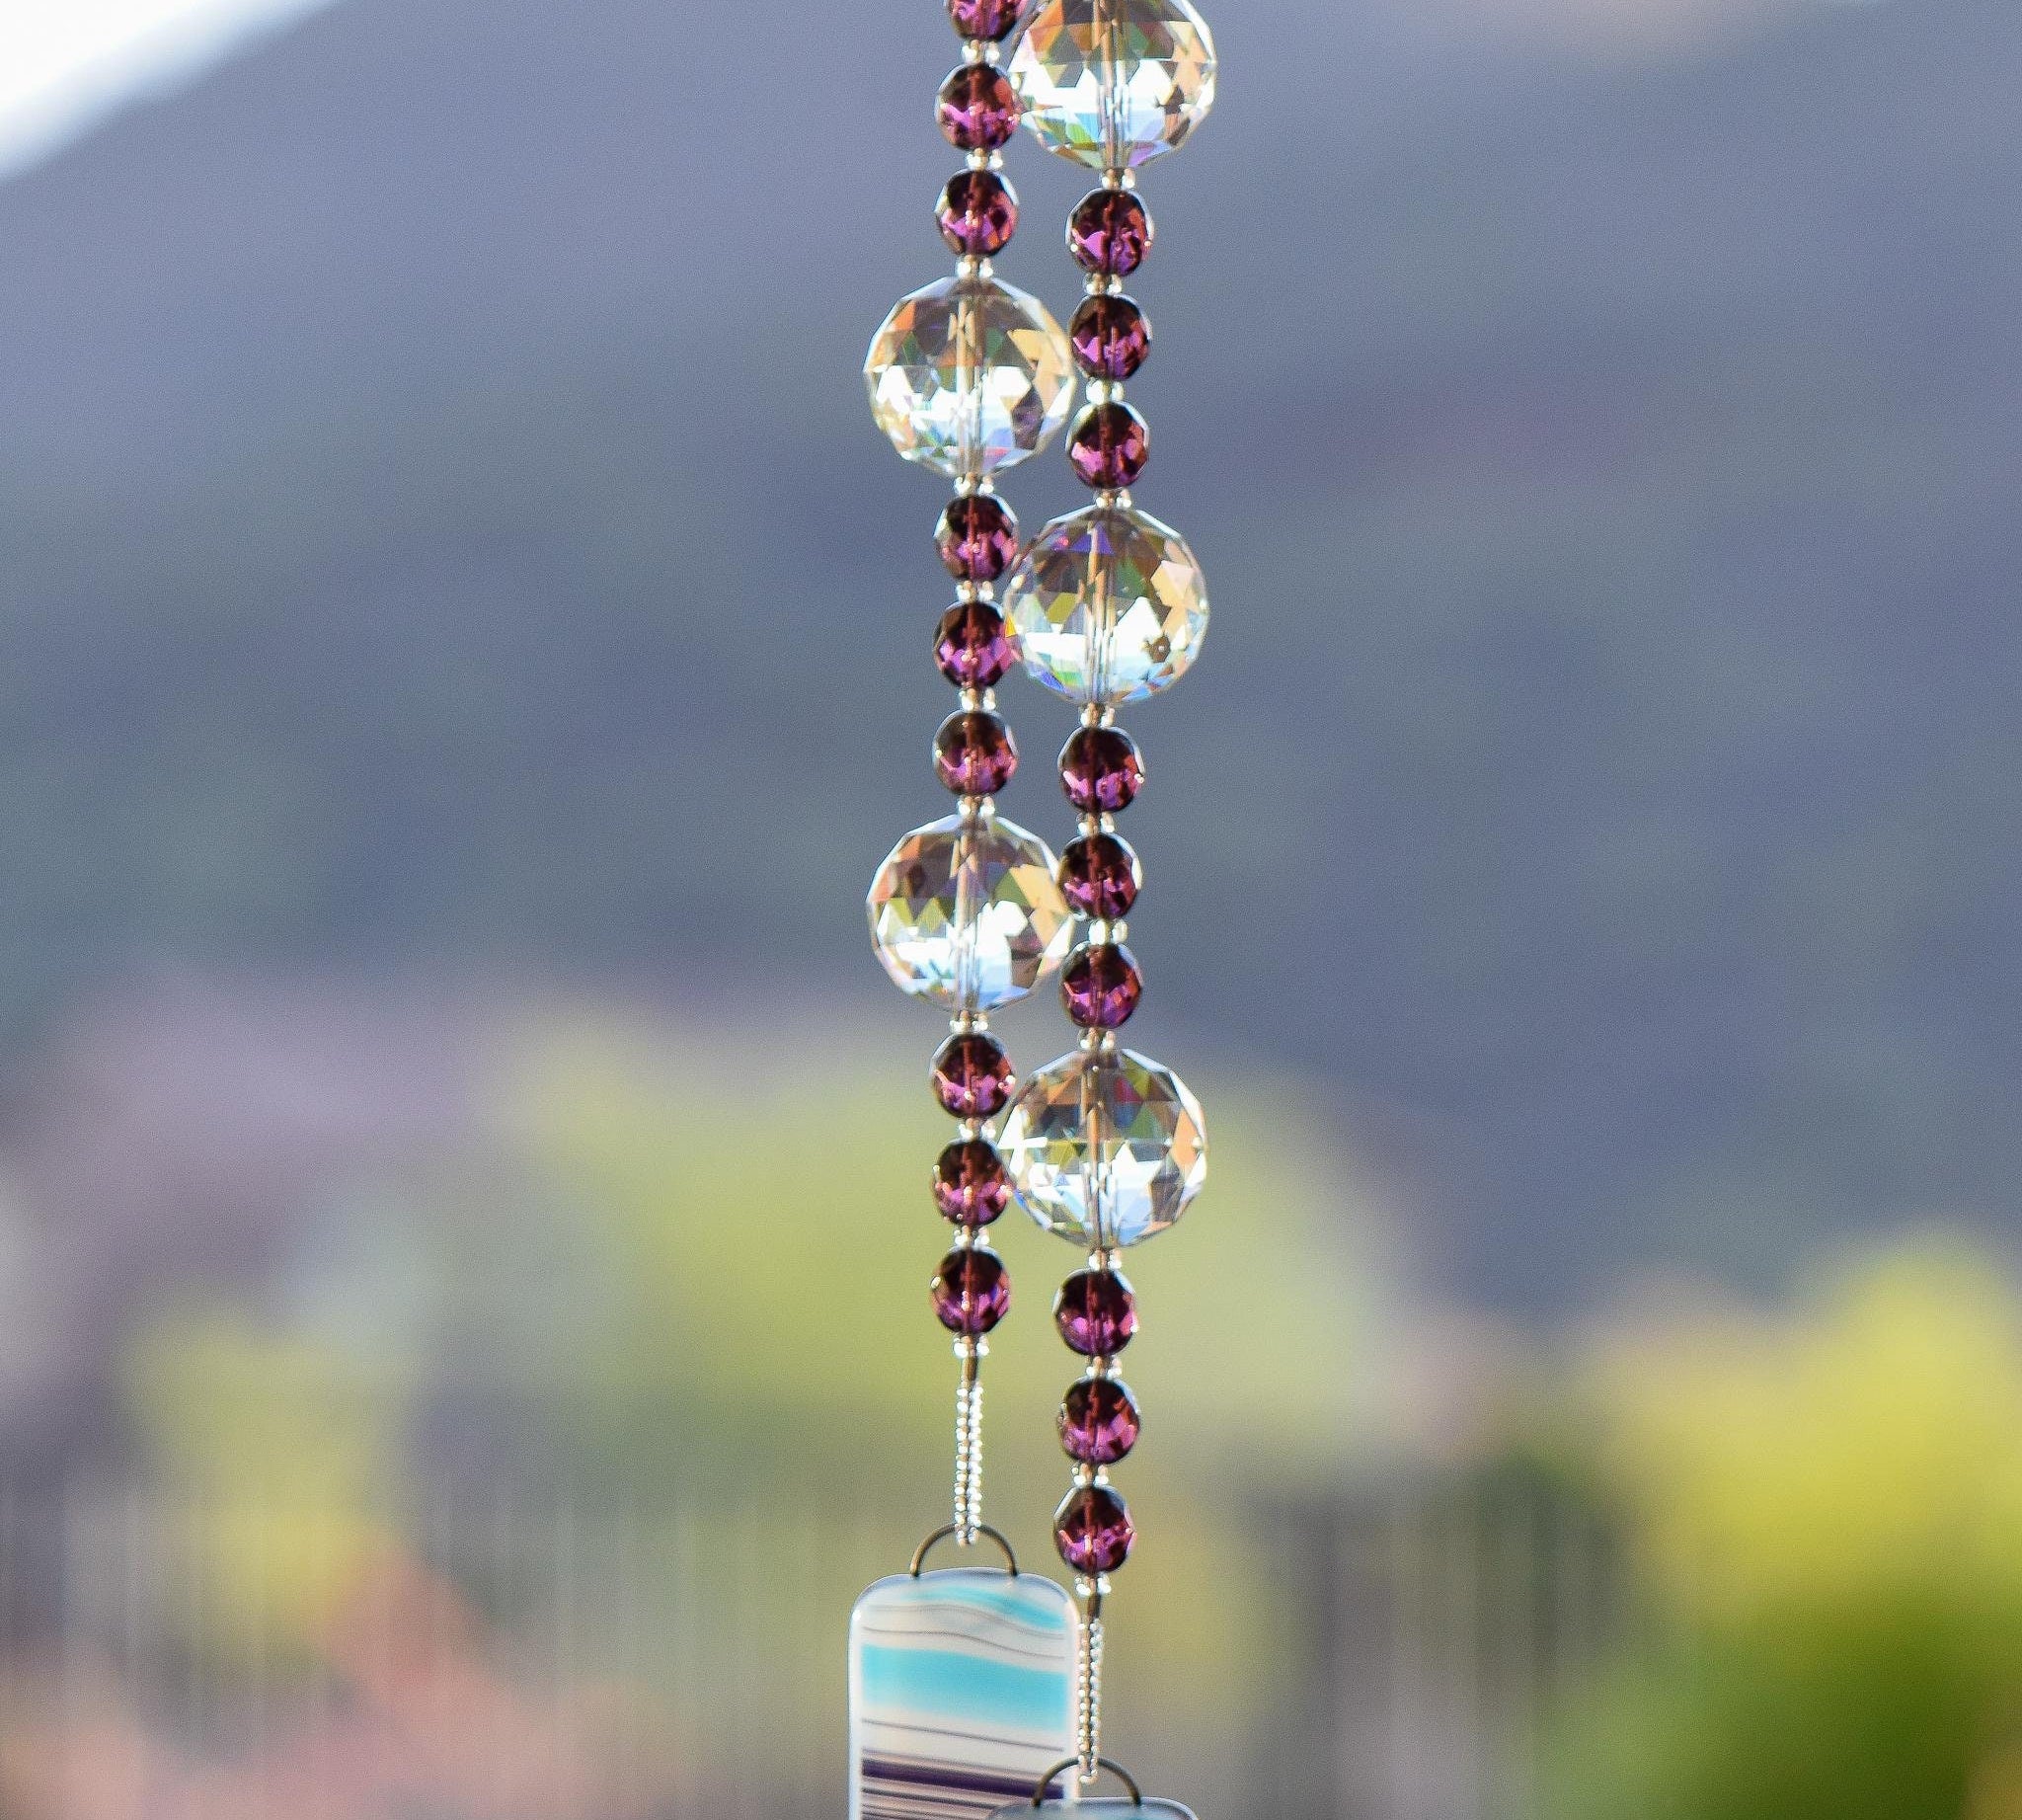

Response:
(1541, 1243), (2022, 1820)
(486, 1019), (1387, 1764)
(125, 1308), (413, 1657)
(118, 1011), (1390, 1784)
(489, 1019), (1384, 1486)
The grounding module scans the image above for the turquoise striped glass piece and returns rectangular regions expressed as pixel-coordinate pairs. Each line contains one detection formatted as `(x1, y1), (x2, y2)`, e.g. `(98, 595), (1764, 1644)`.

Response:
(1011, 1799), (1199, 1820)
(850, 1568), (1077, 1820)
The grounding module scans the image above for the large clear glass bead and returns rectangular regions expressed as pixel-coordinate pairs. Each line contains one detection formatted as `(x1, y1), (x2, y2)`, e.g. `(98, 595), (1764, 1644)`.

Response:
(1001, 502), (1208, 706)
(865, 274), (1076, 480)
(993, 1047), (1207, 1247)
(867, 813), (1074, 1012)
(1008, 0), (1217, 172)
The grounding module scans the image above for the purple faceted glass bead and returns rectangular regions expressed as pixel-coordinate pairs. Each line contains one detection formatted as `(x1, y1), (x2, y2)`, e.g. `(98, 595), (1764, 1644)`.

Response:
(1067, 189), (1152, 277)
(1054, 1268), (1137, 1357)
(1069, 294), (1151, 381)
(1059, 1376), (1140, 1465)
(1057, 832), (1141, 919)
(933, 1244), (1011, 1335)
(937, 168), (1019, 258)
(1061, 943), (1142, 1029)
(936, 709), (1019, 796)
(934, 1138), (1011, 1226)
(935, 602), (1015, 690)
(1067, 402), (1149, 491)
(1060, 725), (1143, 814)
(936, 493), (1020, 582)
(1054, 1483), (1135, 1576)
(938, 64), (1020, 152)
(948, 0), (1023, 39)
(931, 1031), (1016, 1119)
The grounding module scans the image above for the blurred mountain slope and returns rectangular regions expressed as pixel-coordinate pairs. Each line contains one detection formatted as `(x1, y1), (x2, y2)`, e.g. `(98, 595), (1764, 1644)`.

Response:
(0, 0), (2015, 1310)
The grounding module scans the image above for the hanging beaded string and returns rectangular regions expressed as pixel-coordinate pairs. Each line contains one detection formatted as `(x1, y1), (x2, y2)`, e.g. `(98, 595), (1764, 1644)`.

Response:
(863, 1), (1081, 1549)
(994, 0), (1218, 1782)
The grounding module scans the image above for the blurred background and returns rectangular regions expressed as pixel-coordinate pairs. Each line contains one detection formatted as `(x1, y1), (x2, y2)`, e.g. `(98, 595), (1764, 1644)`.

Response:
(0, 0), (2018, 1814)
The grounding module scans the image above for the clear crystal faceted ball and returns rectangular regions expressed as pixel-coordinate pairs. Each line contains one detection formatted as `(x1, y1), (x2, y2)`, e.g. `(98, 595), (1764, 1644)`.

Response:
(1008, 0), (1218, 172)
(868, 813), (1074, 1013)
(865, 274), (1076, 480)
(1002, 502), (1209, 706)
(994, 1047), (1207, 1247)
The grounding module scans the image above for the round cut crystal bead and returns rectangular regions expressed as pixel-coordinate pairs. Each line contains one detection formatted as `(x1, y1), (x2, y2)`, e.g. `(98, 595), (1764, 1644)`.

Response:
(1068, 188), (1152, 276)
(865, 274), (1075, 480)
(868, 814), (1073, 1012)
(1054, 1482), (1134, 1574)
(1057, 831), (1141, 919)
(1009, 0), (1217, 172)
(993, 1046), (1206, 1247)
(1002, 502), (1208, 706)
(1059, 1375), (1140, 1464)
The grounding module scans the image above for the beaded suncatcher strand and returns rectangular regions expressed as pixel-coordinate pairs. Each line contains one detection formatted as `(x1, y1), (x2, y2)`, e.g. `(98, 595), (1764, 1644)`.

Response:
(856, 2), (1216, 1815)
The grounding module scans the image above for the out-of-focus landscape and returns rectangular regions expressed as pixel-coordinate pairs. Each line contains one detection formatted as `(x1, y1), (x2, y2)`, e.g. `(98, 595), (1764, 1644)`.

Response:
(0, 0), (2017, 1814)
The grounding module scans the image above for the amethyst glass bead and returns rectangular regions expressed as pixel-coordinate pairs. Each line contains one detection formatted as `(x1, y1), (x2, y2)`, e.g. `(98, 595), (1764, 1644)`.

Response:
(1067, 402), (1150, 490)
(948, 0), (1024, 40)
(934, 602), (1015, 690)
(938, 168), (1020, 258)
(1054, 1483), (1135, 1575)
(934, 1138), (1012, 1226)
(1059, 1376), (1140, 1465)
(936, 493), (1020, 582)
(1054, 1268), (1137, 1357)
(932, 1031), (1016, 1119)
(938, 64), (1020, 151)
(936, 709), (1019, 796)
(1069, 294), (1151, 381)
(1061, 942), (1142, 1029)
(1067, 189), (1152, 277)
(933, 1244), (1011, 1335)
(1057, 832), (1141, 919)
(1060, 725), (1144, 814)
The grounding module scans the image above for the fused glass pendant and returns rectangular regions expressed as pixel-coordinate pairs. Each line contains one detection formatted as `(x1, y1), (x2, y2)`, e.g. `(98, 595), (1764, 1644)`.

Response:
(866, 274), (1077, 479)
(868, 813), (1074, 1012)
(993, 1046), (1206, 1247)
(1002, 1795), (1200, 1820)
(851, 1568), (1077, 1820)
(1001, 503), (1209, 708)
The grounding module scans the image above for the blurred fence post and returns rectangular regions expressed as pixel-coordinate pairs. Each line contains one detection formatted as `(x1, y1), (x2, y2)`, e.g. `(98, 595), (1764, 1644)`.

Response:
(1, 1473), (1626, 1820)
